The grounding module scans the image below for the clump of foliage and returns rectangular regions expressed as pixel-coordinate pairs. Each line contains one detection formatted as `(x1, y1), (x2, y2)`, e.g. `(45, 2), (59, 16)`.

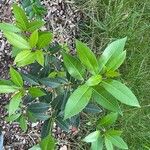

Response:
(0, 4), (140, 150)
(21, 0), (46, 19)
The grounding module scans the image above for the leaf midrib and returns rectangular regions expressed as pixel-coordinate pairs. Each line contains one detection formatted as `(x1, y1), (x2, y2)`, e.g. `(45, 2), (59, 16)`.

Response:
(92, 88), (118, 109)
(65, 55), (83, 80)
(102, 81), (133, 102)
(66, 86), (90, 117)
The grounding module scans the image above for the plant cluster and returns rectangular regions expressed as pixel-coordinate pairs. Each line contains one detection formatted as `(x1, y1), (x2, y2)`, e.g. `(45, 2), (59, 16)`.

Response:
(21, 0), (46, 19)
(0, 4), (140, 150)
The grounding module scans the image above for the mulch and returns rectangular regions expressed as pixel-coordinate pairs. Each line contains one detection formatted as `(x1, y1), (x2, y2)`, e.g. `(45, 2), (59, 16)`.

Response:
(0, 0), (82, 149)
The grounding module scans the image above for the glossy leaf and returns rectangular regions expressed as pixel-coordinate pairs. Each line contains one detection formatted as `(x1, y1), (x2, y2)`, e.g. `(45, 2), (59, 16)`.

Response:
(86, 75), (102, 86)
(56, 117), (70, 132)
(91, 135), (104, 150)
(29, 87), (46, 98)
(37, 32), (53, 48)
(12, 4), (28, 30)
(4, 32), (30, 49)
(0, 85), (19, 93)
(40, 135), (56, 150)
(8, 92), (22, 116)
(105, 70), (120, 78)
(64, 84), (92, 119)
(101, 80), (140, 107)
(19, 115), (27, 132)
(97, 112), (118, 128)
(0, 23), (21, 32)
(27, 103), (50, 113)
(14, 50), (35, 67)
(105, 130), (122, 137)
(10, 67), (23, 87)
(84, 103), (102, 114)
(29, 30), (38, 48)
(35, 50), (44, 66)
(0, 80), (14, 86)
(51, 95), (63, 111)
(107, 135), (128, 149)
(29, 144), (41, 150)
(76, 40), (99, 75)
(63, 52), (85, 80)
(98, 37), (127, 72)
(83, 131), (100, 143)
(105, 137), (114, 150)
(5, 113), (21, 122)
(39, 78), (63, 88)
(106, 51), (126, 71)
(41, 119), (52, 139)
(28, 112), (50, 121)
(12, 47), (22, 57)
(27, 20), (45, 32)
(92, 86), (122, 114)
(21, 73), (39, 85)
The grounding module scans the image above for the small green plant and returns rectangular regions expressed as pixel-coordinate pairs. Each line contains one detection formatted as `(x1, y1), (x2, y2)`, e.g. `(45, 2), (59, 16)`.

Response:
(21, 0), (46, 19)
(0, 4), (140, 150)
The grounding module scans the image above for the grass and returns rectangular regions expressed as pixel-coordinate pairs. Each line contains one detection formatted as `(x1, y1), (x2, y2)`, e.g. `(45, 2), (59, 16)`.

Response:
(75, 0), (150, 149)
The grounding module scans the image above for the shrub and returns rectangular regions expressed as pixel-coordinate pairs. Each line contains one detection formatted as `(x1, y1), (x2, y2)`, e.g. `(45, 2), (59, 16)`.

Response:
(0, 4), (140, 150)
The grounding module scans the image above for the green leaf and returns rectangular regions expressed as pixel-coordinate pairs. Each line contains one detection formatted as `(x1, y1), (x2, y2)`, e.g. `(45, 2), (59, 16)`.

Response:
(29, 145), (41, 150)
(98, 37), (127, 72)
(56, 117), (70, 132)
(63, 52), (85, 80)
(14, 50), (31, 62)
(21, 73), (39, 85)
(105, 137), (114, 150)
(27, 111), (50, 122)
(40, 135), (56, 150)
(12, 4), (28, 30)
(0, 23), (21, 32)
(29, 87), (46, 97)
(91, 135), (104, 150)
(37, 32), (53, 48)
(84, 103), (102, 114)
(19, 115), (27, 132)
(5, 113), (21, 122)
(4, 32), (30, 49)
(106, 51), (126, 71)
(14, 50), (35, 67)
(0, 80), (14, 86)
(0, 85), (19, 93)
(83, 131), (100, 143)
(29, 30), (38, 48)
(10, 67), (23, 87)
(39, 78), (62, 88)
(35, 50), (44, 66)
(107, 135), (128, 149)
(97, 112), (118, 128)
(8, 92), (22, 116)
(92, 85), (122, 114)
(41, 119), (53, 139)
(27, 103), (50, 113)
(105, 130), (122, 136)
(101, 80), (140, 107)
(86, 75), (102, 86)
(12, 47), (22, 57)
(105, 70), (120, 78)
(76, 40), (99, 75)
(64, 84), (92, 119)
(27, 20), (45, 32)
